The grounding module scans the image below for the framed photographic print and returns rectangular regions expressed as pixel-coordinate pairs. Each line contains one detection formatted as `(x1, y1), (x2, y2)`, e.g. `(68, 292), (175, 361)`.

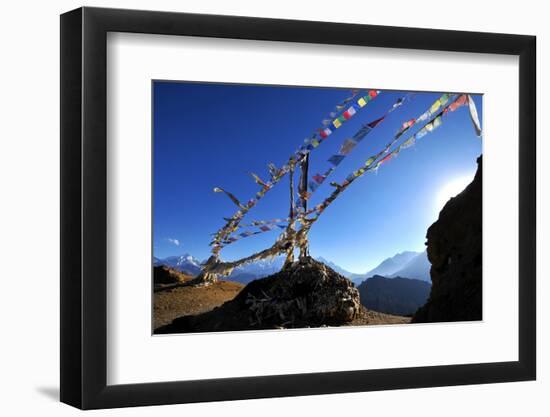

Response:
(60, 6), (536, 409)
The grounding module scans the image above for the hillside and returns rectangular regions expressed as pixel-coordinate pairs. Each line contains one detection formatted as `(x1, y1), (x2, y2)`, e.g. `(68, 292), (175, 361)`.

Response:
(154, 280), (244, 329)
(357, 275), (431, 316)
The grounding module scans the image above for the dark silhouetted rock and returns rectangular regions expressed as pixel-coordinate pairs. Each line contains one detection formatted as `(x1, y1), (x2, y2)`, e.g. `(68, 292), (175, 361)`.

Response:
(357, 275), (431, 316)
(156, 257), (361, 333)
(413, 156), (482, 323)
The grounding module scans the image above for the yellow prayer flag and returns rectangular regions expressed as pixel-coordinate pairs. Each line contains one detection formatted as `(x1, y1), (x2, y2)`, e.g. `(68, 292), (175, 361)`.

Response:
(332, 119), (342, 129)
(311, 139), (320, 148)
(357, 97), (367, 107)
(430, 100), (441, 114)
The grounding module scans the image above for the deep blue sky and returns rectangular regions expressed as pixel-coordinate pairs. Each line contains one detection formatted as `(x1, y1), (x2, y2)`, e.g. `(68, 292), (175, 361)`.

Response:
(153, 81), (482, 273)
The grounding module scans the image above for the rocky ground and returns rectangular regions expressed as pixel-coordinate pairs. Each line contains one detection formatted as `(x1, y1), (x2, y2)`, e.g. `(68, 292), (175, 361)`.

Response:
(154, 258), (410, 334)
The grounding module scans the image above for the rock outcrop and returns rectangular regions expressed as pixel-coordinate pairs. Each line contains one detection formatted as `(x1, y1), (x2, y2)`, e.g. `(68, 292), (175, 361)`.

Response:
(156, 257), (361, 333)
(412, 156), (482, 323)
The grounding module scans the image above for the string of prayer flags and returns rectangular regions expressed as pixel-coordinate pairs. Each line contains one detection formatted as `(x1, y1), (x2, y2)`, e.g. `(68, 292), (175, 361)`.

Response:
(213, 89), (379, 248)
(213, 187), (246, 209)
(306, 93), (470, 222)
(467, 95), (482, 137)
(395, 118), (416, 139)
(313, 95), (410, 193)
(250, 172), (269, 188)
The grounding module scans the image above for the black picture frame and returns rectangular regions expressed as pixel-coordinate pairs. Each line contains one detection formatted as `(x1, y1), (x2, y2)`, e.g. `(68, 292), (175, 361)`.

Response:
(60, 6), (536, 410)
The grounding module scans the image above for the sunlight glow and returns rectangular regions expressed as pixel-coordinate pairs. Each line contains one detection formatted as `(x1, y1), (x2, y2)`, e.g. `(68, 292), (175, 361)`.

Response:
(435, 174), (475, 213)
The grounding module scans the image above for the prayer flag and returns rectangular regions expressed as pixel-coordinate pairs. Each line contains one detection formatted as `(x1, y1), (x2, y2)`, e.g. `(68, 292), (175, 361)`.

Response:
(313, 174), (325, 184)
(416, 127), (428, 139)
(319, 128), (332, 139)
(213, 187), (245, 209)
(357, 97), (367, 107)
(401, 136), (416, 149)
(417, 111), (429, 122)
(332, 118), (342, 129)
(339, 138), (357, 155)
(430, 99), (441, 114)
(343, 106), (356, 120)
(369, 90), (378, 98)
(391, 97), (404, 110)
(448, 94), (467, 112)
(467, 95), (482, 137)
(367, 116), (385, 129)
(311, 139), (320, 148)
(328, 154), (345, 166)
(250, 172), (268, 187)
(353, 125), (372, 142)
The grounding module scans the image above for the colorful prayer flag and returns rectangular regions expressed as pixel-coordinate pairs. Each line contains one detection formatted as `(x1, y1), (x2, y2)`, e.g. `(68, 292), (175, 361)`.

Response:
(319, 128), (332, 139)
(357, 97), (367, 107)
(328, 154), (345, 166)
(353, 125), (372, 142)
(339, 138), (357, 155)
(332, 118), (342, 129)
(430, 99), (441, 114)
(343, 106), (356, 120)
(313, 174), (325, 184)
(467, 95), (482, 137)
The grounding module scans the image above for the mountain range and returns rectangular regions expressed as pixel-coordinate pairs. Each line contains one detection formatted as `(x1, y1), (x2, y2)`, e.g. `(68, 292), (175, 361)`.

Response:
(357, 275), (431, 316)
(350, 250), (431, 284)
(153, 249), (431, 285)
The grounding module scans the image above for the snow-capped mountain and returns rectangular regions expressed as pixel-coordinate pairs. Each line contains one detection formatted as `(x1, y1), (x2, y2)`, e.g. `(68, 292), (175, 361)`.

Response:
(154, 253), (356, 284)
(227, 256), (285, 284)
(156, 253), (203, 276)
(316, 257), (353, 278)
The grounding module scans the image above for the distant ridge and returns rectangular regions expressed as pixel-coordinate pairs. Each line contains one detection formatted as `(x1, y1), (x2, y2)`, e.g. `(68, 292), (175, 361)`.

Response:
(357, 275), (431, 316)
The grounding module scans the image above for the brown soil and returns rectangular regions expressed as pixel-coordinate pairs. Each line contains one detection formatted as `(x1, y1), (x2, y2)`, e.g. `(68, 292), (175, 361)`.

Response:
(349, 306), (411, 326)
(153, 280), (244, 330)
(154, 279), (409, 332)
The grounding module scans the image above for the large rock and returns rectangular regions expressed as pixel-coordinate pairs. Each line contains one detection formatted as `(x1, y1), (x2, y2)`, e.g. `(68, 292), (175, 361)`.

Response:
(156, 257), (361, 333)
(412, 156), (482, 322)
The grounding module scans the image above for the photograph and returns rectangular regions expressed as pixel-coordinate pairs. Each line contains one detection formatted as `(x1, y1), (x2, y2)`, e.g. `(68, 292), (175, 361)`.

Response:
(152, 82), (483, 334)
